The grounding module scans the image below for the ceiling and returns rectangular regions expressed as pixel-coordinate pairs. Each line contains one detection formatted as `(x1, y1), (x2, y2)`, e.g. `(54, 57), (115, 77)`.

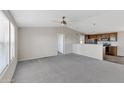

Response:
(10, 10), (124, 34)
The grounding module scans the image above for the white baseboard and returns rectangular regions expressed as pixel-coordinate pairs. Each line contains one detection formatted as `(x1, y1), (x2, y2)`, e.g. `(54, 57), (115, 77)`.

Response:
(18, 54), (58, 62)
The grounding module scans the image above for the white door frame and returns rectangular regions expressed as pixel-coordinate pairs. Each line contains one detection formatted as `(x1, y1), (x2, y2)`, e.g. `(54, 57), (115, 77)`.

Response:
(57, 33), (65, 54)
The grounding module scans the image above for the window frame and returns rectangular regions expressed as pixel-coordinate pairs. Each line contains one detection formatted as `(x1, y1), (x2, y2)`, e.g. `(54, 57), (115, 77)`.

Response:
(0, 11), (10, 74)
(9, 22), (16, 62)
(0, 11), (16, 74)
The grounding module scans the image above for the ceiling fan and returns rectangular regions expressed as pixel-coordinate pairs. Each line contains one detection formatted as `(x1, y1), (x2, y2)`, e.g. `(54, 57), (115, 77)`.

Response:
(53, 16), (72, 26)
(61, 16), (67, 25)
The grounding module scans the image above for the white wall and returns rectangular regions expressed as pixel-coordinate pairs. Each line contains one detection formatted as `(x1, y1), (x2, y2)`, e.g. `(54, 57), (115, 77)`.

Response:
(18, 27), (80, 61)
(0, 11), (18, 83)
(80, 34), (85, 44)
(18, 27), (58, 61)
(118, 32), (124, 56)
(59, 27), (80, 54)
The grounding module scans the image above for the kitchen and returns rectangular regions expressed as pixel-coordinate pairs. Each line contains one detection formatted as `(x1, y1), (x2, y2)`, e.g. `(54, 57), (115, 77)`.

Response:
(85, 32), (117, 56)
(73, 32), (124, 64)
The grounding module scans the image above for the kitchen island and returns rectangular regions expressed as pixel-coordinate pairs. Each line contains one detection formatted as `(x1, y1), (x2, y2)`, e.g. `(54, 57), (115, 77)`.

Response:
(73, 44), (103, 60)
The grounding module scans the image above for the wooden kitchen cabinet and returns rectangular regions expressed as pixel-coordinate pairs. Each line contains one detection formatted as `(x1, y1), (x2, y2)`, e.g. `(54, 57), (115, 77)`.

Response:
(85, 32), (117, 43)
(105, 46), (117, 56)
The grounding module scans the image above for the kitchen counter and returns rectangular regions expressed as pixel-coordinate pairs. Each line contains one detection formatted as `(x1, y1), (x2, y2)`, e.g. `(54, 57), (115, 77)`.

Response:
(73, 44), (103, 60)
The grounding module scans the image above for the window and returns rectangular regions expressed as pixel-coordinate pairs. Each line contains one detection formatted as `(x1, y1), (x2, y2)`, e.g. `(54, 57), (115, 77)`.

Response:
(10, 22), (15, 61)
(0, 11), (9, 74)
(0, 11), (16, 74)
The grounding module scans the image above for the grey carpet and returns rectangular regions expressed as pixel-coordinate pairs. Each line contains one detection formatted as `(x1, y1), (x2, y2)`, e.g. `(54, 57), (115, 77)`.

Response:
(12, 53), (124, 83)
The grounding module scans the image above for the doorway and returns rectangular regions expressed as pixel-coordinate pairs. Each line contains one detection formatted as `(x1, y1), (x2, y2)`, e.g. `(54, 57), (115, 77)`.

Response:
(57, 33), (64, 55)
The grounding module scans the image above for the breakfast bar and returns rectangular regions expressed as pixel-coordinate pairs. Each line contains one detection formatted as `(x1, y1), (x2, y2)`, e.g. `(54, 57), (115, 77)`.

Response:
(73, 44), (103, 60)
